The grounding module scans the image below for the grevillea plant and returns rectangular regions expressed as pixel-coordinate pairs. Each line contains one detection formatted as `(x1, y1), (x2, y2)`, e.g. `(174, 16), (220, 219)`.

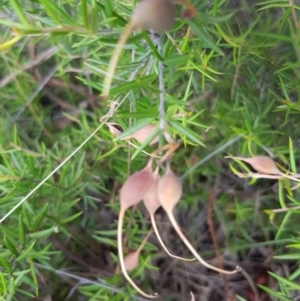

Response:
(105, 0), (241, 297)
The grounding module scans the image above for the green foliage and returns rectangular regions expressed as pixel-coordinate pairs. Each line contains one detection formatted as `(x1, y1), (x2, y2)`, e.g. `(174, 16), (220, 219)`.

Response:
(1, 0), (300, 300)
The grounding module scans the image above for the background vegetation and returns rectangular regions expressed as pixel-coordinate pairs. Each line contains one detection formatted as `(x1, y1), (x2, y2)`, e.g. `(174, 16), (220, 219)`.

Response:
(1, 0), (300, 300)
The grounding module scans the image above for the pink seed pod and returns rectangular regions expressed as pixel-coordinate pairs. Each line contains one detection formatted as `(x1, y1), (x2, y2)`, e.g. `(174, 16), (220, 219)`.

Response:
(131, 124), (159, 145)
(158, 163), (240, 275)
(120, 164), (153, 210)
(120, 124), (159, 145)
(157, 163), (182, 212)
(124, 230), (152, 271)
(124, 250), (140, 271)
(118, 161), (158, 299)
(132, 0), (175, 33)
(226, 155), (280, 175)
(144, 168), (195, 262)
(143, 169), (161, 214)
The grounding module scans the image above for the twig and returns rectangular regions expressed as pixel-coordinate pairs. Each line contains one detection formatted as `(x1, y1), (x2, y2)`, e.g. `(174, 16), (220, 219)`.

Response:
(0, 46), (60, 88)
(230, 60), (241, 100)
(288, 0), (300, 61)
(207, 189), (233, 301)
(288, 0), (299, 30)
(34, 263), (151, 301)
(44, 88), (77, 111)
(239, 268), (260, 301)
(49, 237), (101, 273)
(47, 78), (98, 101)
(5, 59), (57, 139)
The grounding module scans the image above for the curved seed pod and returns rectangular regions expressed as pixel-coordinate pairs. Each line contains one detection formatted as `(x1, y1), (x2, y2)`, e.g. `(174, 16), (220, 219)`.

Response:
(123, 249), (140, 272)
(157, 163), (182, 211)
(131, 124), (159, 145)
(118, 161), (158, 298)
(143, 168), (195, 261)
(143, 169), (161, 214)
(158, 163), (241, 275)
(225, 155), (280, 175)
(124, 230), (152, 271)
(120, 163), (153, 210)
(121, 124), (159, 145)
(106, 123), (161, 158)
(106, 122), (124, 137)
(102, 0), (175, 99)
(226, 155), (300, 183)
(132, 0), (175, 33)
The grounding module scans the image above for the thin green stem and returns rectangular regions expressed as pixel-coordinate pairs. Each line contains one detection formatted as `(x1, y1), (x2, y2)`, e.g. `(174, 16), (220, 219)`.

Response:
(81, 0), (90, 29)
(10, 0), (32, 28)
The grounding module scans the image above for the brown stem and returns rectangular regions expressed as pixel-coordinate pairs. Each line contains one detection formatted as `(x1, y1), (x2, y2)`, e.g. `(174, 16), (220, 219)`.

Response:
(207, 190), (234, 300)
(136, 228), (153, 254)
(166, 210), (241, 275)
(118, 207), (158, 299)
(124, 140), (162, 158)
(150, 213), (195, 261)
(149, 142), (180, 165)
(239, 268), (260, 301)
(176, 0), (197, 18)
